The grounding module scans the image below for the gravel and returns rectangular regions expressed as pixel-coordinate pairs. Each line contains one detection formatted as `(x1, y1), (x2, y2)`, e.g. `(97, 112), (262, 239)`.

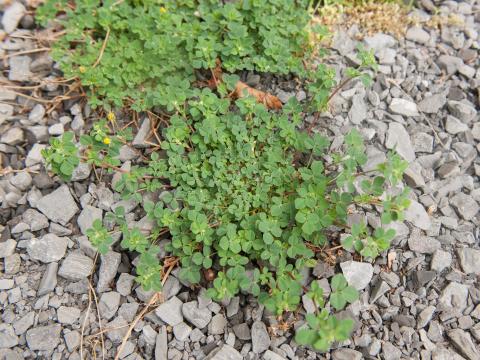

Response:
(182, 300), (212, 329)
(36, 185), (79, 226)
(25, 324), (62, 352)
(58, 251), (94, 281)
(27, 234), (69, 263)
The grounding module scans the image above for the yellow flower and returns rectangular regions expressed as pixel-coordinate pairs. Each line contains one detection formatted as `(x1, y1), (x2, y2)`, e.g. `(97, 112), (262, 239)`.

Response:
(160, 7), (167, 13)
(107, 112), (116, 122)
(79, 66), (87, 73)
(103, 137), (111, 145)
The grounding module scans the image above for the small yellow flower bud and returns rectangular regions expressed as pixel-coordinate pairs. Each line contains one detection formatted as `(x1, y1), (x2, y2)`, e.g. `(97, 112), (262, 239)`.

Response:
(160, 7), (167, 14)
(79, 66), (87, 73)
(103, 137), (111, 145)
(107, 112), (116, 122)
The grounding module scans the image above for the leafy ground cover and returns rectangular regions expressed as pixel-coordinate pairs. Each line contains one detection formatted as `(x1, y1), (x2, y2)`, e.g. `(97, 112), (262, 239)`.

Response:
(40, 0), (410, 351)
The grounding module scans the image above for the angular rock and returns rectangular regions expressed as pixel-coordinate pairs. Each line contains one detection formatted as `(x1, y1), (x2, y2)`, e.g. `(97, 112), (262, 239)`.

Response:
(105, 316), (128, 344)
(233, 323), (251, 340)
(8, 56), (32, 82)
(0, 239), (17, 258)
(13, 312), (35, 335)
(447, 100), (477, 123)
(77, 205), (102, 235)
(2, 2), (26, 33)
(26, 324), (61, 351)
(349, 94), (367, 125)
(0, 324), (18, 349)
(22, 209), (49, 232)
(97, 251), (121, 293)
(389, 98), (419, 117)
(27, 234), (68, 263)
(340, 260), (373, 291)
(37, 262), (58, 296)
(155, 296), (183, 326)
(364, 33), (396, 52)
(445, 115), (469, 134)
(408, 233), (440, 254)
(64, 331), (81, 352)
(370, 280), (390, 304)
(132, 117), (151, 148)
(57, 306), (81, 325)
(447, 329), (480, 360)
(1, 127), (23, 145)
(417, 306), (436, 328)
(450, 193), (479, 221)
(155, 326), (167, 360)
(208, 314), (227, 335)
(173, 322), (192, 342)
(404, 200), (431, 230)
(204, 344), (242, 360)
(457, 248), (480, 275)
(431, 250), (452, 272)
(418, 93), (447, 114)
(58, 252), (94, 281)
(332, 349), (363, 360)
(181, 300), (212, 329)
(385, 122), (415, 162)
(36, 185), (79, 226)
(439, 282), (469, 311)
(251, 321), (270, 354)
(26, 144), (47, 167)
(10, 172), (32, 191)
(99, 292), (121, 320)
(406, 26), (430, 44)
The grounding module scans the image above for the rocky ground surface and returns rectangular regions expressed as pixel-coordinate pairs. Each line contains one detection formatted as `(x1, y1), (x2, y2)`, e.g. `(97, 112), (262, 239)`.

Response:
(1, 0), (480, 359)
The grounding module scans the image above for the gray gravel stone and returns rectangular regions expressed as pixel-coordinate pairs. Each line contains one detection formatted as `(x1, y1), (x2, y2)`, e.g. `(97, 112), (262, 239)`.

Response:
(2, 2), (26, 33)
(155, 326), (167, 360)
(26, 324), (61, 351)
(386, 122), (415, 162)
(182, 301), (212, 329)
(447, 100), (477, 123)
(417, 305), (436, 329)
(27, 234), (68, 263)
(332, 349), (363, 360)
(406, 26), (430, 44)
(450, 193), (479, 221)
(116, 273), (135, 296)
(404, 200), (431, 230)
(99, 291), (121, 320)
(226, 297), (239, 318)
(439, 282), (469, 312)
(1, 127), (23, 145)
(26, 144), (47, 166)
(8, 56), (32, 82)
(364, 33), (395, 52)
(173, 322), (192, 342)
(447, 329), (480, 360)
(132, 117), (151, 148)
(22, 209), (49, 231)
(349, 94), (367, 125)
(370, 280), (390, 304)
(105, 316), (128, 344)
(445, 115), (469, 134)
(389, 98), (419, 117)
(204, 344), (242, 360)
(77, 205), (102, 235)
(64, 331), (81, 352)
(264, 350), (287, 360)
(0, 239), (16, 258)
(208, 314), (227, 335)
(251, 321), (270, 354)
(10, 172), (32, 191)
(97, 251), (121, 293)
(0, 324), (18, 348)
(155, 296), (183, 326)
(418, 93), (447, 114)
(233, 323), (251, 340)
(58, 252), (94, 281)
(457, 247), (480, 275)
(36, 185), (79, 226)
(57, 306), (81, 325)
(37, 262), (58, 296)
(340, 260), (373, 290)
(13, 311), (35, 335)
(408, 232), (441, 254)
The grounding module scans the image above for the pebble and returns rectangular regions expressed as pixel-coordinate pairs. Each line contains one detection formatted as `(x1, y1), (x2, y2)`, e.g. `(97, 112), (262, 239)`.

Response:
(1, 127), (24, 145)
(340, 260), (373, 290)
(77, 205), (102, 235)
(1, 2), (26, 33)
(10, 172), (32, 191)
(64, 331), (81, 352)
(0, 239), (17, 258)
(233, 323), (251, 341)
(37, 262), (58, 296)
(182, 301), (212, 329)
(456, 247), (480, 275)
(204, 344), (242, 360)
(445, 115), (469, 134)
(385, 122), (415, 162)
(99, 291), (121, 320)
(364, 33), (396, 52)
(332, 349), (363, 360)
(417, 305), (436, 328)
(97, 251), (121, 292)
(208, 314), (227, 335)
(450, 193), (479, 221)
(408, 232), (441, 254)
(132, 117), (151, 148)
(57, 306), (81, 325)
(0, 324), (18, 348)
(58, 251), (94, 281)
(26, 324), (62, 351)
(155, 326), (168, 360)
(173, 322), (192, 342)
(389, 98), (419, 117)
(26, 144), (47, 167)
(27, 234), (68, 263)
(406, 26), (430, 44)
(8, 56), (32, 82)
(29, 104), (46, 124)
(22, 209), (49, 231)
(447, 100), (477, 123)
(36, 185), (79, 226)
(251, 321), (270, 354)
(155, 296), (184, 326)
(404, 200), (431, 230)
(439, 282), (469, 311)
(13, 311), (35, 335)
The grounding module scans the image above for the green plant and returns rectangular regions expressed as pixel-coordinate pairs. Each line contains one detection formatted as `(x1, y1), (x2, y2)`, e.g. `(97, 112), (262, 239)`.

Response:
(295, 274), (356, 351)
(41, 131), (79, 181)
(39, 0), (411, 353)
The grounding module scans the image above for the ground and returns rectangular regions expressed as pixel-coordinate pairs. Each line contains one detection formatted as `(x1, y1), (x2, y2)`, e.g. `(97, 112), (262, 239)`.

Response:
(0, 0), (479, 360)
